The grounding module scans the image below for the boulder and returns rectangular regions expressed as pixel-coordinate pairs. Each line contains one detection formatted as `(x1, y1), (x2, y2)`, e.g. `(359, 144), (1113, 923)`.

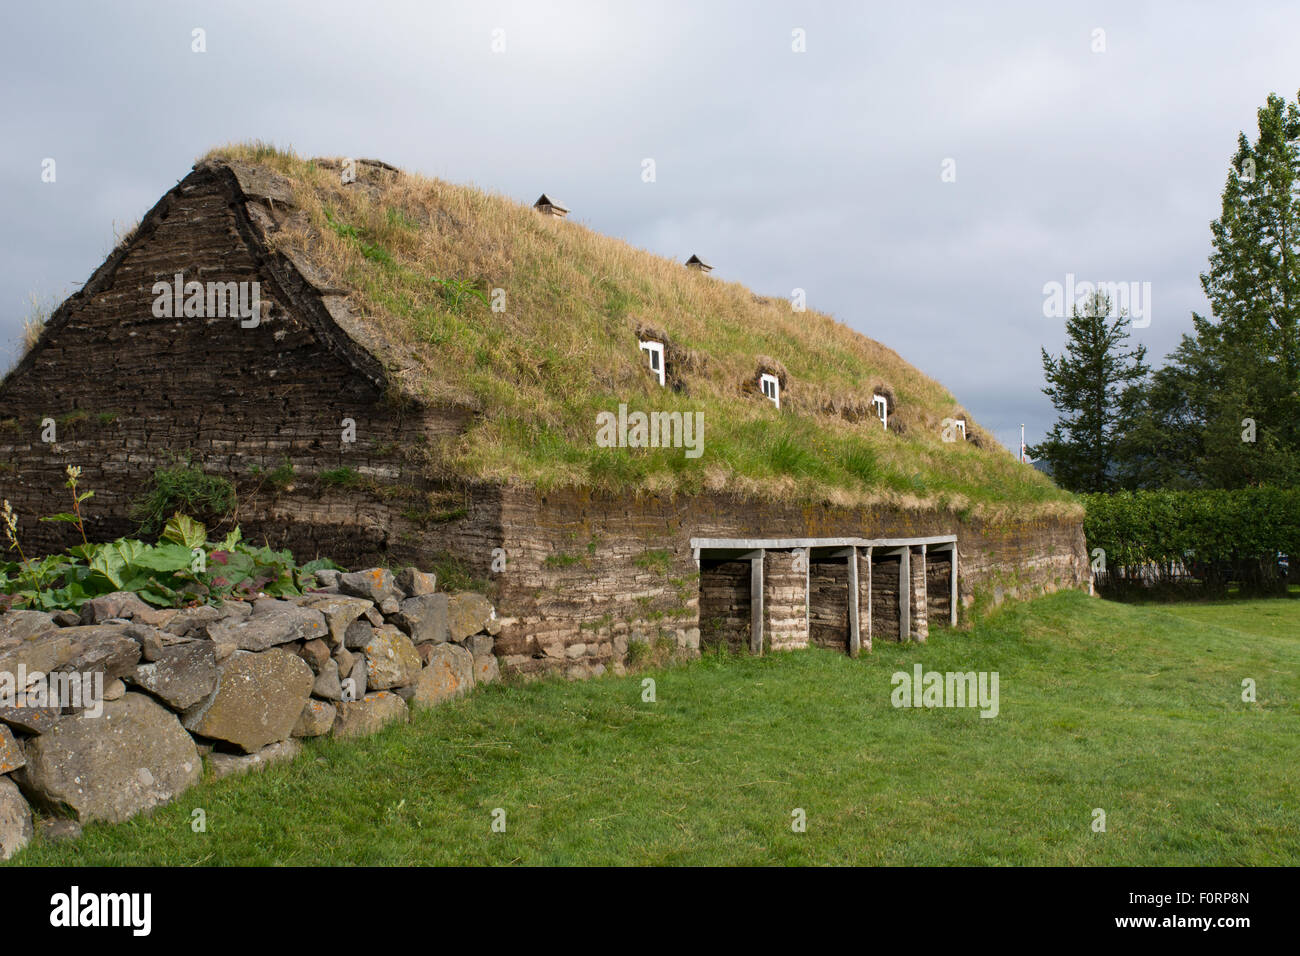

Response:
(16, 692), (201, 823)
(312, 658), (343, 701)
(395, 567), (437, 598)
(0, 776), (33, 861)
(0, 624), (140, 680)
(122, 622), (165, 662)
(292, 699), (336, 737)
(103, 678), (126, 701)
(164, 601), (251, 638)
(343, 619), (373, 650)
(0, 706), (59, 736)
(298, 638), (331, 674)
(182, 648), (314, 753)
(125, 641), (217, 711)
(473, 653), (501, 686)
(78, 590), (155, 625)
(410, 643), (476, 708)
(289, 593), (373, 647)
(121, 621), (197, 663)
(338, 568), (396, 605)
(362, 626), (422, 690)
(391, 594), (449, 645)
(313, 568), (342, 589)
(464, 633), (494, 658)
(207, 738), (301, 781)
(0, 724), (25, 773)
(206, 601), (327, 652)
(344, 655), (368, 701)
(0, 610), (56, 649)
(447, 593), (495, 642)
(332, 691), (408, 739)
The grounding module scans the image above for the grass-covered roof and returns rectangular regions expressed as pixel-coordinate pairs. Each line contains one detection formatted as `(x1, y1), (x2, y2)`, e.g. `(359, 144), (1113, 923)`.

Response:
(205, 143), (1075, 519)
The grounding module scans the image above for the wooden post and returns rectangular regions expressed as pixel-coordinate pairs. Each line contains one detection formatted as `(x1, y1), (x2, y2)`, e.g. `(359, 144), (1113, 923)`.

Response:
(899, 546), (911, 642)
(847, 547), (861, 657)
(750, 554), (764, 655)
(864, 546), (873, 651)
(950, 544), (958, 627)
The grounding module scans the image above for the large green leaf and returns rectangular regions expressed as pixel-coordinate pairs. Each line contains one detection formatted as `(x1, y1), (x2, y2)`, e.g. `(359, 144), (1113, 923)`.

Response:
(162, 513), (207, 551)
(86, 540), (146, 589)
(131, 543), (196, 574)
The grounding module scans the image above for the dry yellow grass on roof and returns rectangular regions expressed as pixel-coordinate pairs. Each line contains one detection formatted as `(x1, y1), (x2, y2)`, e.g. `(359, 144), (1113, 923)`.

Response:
(203, 142), (1076, 520)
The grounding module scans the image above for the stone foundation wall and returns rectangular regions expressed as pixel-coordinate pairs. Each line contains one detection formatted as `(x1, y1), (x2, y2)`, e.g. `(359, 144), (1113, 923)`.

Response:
(0, 566), (500, 860)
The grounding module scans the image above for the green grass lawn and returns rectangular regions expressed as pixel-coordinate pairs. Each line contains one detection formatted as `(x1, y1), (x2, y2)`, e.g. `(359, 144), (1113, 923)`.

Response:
(9, 590), (1299, 866)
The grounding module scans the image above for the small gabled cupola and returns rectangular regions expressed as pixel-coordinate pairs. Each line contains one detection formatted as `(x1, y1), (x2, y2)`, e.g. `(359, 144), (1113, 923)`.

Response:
(685, 254), (712, 274)
(533, 194), (569, 218)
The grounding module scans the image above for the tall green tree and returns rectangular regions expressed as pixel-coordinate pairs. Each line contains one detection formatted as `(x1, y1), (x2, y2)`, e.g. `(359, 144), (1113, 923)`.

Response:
(1140, 90), (1300, 488)
(1029, 292), (1149, 493)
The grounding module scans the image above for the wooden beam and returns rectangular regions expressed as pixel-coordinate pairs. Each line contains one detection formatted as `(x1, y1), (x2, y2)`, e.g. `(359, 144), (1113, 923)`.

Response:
(750, 555), (764, 656)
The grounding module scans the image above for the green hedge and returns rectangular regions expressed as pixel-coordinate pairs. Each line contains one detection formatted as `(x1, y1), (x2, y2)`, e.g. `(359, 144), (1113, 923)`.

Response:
(1082, 488), (1300, 595)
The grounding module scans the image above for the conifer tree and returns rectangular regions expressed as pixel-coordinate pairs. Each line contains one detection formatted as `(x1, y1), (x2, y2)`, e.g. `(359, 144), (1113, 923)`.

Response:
(1142, 91), (1300, 487)
(1029, 293), (1149, 492)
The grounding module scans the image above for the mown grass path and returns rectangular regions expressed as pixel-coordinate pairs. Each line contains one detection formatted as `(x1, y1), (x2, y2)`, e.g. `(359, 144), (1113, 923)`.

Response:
(11, 591), (1298, 865)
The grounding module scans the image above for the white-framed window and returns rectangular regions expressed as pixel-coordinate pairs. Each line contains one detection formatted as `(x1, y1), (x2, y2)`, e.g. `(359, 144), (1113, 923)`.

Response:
(760, 372), (780, 408)
(639, 340), (665, 387)
(955, 418), (966, 441)
(872, 393), (888, 429)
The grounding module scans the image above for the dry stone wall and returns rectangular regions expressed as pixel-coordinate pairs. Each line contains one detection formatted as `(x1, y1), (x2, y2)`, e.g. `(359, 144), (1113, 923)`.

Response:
(0, 566), (500, 860)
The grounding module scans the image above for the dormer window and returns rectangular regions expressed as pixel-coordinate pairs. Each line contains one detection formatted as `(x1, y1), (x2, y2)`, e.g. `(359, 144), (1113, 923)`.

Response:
(954, 418), (966, 441)
(639, 340), (665, 386)
(760, 373), (781, 408)
(872, 393), (888, 429)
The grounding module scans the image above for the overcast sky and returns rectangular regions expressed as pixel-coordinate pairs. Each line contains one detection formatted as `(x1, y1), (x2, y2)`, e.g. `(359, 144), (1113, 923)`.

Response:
(2, 1), (1297, 452)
